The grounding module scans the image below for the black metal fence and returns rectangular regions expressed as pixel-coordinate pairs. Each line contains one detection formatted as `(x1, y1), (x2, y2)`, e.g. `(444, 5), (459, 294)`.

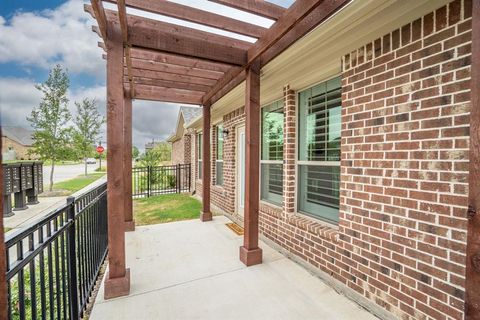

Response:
(5, 182), (108, 320)
(133, 164), (191, 198)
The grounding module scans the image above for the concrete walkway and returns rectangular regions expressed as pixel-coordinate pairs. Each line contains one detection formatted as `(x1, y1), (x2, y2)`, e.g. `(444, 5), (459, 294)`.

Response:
(90, 216), (377, 320)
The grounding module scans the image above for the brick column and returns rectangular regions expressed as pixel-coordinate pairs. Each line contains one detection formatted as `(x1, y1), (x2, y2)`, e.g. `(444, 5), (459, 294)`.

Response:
(104, 23), (130, 299)
(200, 104), (212, 222)
(124, 94), (135, 232)
(240, 65), (262, 266)
(283, 85), (296, 216)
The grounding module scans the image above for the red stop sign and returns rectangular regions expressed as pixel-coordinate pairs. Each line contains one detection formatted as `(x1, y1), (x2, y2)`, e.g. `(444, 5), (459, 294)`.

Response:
(96, 145), (105, 154)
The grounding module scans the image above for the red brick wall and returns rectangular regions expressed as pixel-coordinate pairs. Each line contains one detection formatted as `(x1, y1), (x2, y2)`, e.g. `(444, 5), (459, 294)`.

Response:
(171, 137), (184, 165)
(340, 1), (471, 318)
(195, 108), (245, 216)
(195, 1), (472, 318)
(171, 133), (192, 166)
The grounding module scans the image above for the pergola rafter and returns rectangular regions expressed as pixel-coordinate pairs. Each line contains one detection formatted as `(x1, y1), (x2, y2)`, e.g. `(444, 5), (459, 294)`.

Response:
(86, 0), (351, 300)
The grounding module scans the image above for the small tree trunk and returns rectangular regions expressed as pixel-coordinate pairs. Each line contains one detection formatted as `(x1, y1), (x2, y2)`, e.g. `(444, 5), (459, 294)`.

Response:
(85, 158), (88, 176)
(49, 161), (55, 191)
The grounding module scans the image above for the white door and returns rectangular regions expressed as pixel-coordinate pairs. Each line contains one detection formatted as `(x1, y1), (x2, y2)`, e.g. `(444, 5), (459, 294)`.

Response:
(236, 125), (246, 216)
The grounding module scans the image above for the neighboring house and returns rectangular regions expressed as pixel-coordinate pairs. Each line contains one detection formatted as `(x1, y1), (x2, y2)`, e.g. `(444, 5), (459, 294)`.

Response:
(1, 126), (36, 160)
(184, 1), (473, 319)
(167, 106), (202, 165)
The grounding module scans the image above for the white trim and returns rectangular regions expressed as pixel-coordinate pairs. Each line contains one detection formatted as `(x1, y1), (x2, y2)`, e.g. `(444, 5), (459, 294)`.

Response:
(297, 161), (341, 166)
(260, 160), (282, 165)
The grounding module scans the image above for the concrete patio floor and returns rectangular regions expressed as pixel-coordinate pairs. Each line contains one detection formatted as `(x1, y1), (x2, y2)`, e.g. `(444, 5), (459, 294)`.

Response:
(90, 216), (377, 320)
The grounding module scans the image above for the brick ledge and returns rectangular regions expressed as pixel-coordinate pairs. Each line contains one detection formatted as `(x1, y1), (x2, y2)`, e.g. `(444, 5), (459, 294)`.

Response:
(259, 202), (339, 243)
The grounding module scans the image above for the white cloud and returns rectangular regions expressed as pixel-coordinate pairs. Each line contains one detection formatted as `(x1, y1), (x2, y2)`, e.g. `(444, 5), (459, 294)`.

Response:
(0, 76), (183, 151)
(0, 0), (104, 78)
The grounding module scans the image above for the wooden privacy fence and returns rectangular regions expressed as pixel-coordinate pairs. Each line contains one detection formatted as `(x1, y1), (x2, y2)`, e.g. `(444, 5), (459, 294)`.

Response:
(4, 182), (108, 320)
(132, 164), (191, 198)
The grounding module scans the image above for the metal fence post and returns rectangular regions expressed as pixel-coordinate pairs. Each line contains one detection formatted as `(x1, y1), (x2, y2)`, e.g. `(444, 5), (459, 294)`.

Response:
(147, 166), (151, 198)
(177, 164), (181, 193)
(66, 196), (79, 320)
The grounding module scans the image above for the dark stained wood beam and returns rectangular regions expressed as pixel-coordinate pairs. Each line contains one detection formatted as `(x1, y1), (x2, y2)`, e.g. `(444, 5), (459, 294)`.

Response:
(209, 0), (286, 20)
(130, 58), (224, 80)
(104, 9), (253, 51)
(130, 48), (233, 73)
(104, 22), (130, 299)
(203, 0), (349, 104)
(116, 0), (135, 98)
(129, 68), (218, 86)
(123, 93), (135, 231)
(260, 0), (350, 65)
(101, 10), (248, 65)
(128, 77), (211, 93)
(105, 0), (267, 38)
(129, 84), (204, 104)
(200, 103), (213, 222)
(239, 63), (262, 266)
(98, 41), (107, 52)
(466, 1), (480, 318)
(89, 1), (107, 39)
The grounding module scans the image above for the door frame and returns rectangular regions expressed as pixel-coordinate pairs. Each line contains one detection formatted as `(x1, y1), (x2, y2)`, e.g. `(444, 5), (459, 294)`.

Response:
(236, 124), (246, 217)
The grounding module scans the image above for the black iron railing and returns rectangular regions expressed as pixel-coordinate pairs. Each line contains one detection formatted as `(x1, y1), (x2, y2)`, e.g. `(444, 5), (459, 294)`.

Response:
(133, 164), (191, 198)
(5, 182), (108, 320)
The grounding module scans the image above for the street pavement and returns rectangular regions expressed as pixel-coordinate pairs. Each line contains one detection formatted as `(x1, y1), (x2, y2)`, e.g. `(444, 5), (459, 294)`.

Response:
(43, 162), (101, 185)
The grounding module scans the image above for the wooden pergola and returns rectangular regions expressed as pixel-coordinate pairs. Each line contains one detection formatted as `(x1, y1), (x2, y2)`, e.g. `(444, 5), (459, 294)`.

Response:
(85, 0), (350, 299)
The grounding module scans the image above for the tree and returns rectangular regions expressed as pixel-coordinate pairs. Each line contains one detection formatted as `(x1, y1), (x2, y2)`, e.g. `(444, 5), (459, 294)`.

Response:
(27, 65), (72, 191)
(138, 142), (171, 167)
(72, 98), (105, 176)
(132, 146), (140, 160)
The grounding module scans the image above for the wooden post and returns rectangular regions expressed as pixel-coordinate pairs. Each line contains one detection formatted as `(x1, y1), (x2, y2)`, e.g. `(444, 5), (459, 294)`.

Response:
(200, 104), (213, 222)
(0, 128), (8, 319)
(104, 23), (130, 299)
(124, 93), (135, 232)
(466, 0), (480, 318)
(239, 63), (262, 266)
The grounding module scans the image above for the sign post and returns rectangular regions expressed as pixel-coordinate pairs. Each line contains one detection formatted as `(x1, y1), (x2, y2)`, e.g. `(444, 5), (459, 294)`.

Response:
(96, 144), (105, 171)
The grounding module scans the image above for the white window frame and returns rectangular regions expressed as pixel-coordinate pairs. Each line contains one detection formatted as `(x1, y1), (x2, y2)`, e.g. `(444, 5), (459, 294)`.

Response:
(216, 124), (224, 186)
(260, 99), (284, 207)
(295, 75), (342, 224)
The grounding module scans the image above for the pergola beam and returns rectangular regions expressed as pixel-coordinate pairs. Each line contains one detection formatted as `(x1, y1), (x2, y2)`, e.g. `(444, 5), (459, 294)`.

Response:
(209, 0), (286, 20)
(127, 77), (211, 93)
(129, 68), (218, 86)
(130, 58), (224, 80)
(129, 84), (204, 104)
(103, 9), (253, 51)
(203, 0), (349, 105)
(89, 0), (107, 39)
(116, 0), (135, 98)
(130, 48), (233, 73)
(105, 0), (267, 38)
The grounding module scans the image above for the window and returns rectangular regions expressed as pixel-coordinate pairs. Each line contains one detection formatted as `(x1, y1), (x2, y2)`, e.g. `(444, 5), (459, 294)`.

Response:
(198, 133), (202, 179)
(298, 76), (341, 223)
(261, 100), (284, 206)
(216, 125), (224, 185)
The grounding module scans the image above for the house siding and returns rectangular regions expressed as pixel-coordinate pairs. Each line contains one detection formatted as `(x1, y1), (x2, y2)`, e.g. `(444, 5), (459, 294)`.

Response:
(194, 1), (472, 319)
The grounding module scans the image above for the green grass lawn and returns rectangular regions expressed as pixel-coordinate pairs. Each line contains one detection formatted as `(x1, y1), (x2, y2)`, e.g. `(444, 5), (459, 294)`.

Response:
(52, 173), (105, 195)
(4, 227), (12, 233)
(134, 194), (201, 225)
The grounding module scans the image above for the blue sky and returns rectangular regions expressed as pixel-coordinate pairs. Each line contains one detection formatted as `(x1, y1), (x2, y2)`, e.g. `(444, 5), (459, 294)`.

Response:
(0, 0), (292, 150)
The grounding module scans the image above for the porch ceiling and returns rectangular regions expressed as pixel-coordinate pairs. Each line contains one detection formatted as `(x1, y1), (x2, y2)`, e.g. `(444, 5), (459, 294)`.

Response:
(84, 0), (350, 104)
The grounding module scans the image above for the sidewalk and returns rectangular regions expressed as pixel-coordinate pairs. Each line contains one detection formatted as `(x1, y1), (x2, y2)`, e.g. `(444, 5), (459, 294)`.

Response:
(4, 175), (107, 233)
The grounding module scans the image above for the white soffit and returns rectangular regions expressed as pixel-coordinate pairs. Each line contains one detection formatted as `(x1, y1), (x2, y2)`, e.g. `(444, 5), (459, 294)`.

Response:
(210, 0), (451, 120)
